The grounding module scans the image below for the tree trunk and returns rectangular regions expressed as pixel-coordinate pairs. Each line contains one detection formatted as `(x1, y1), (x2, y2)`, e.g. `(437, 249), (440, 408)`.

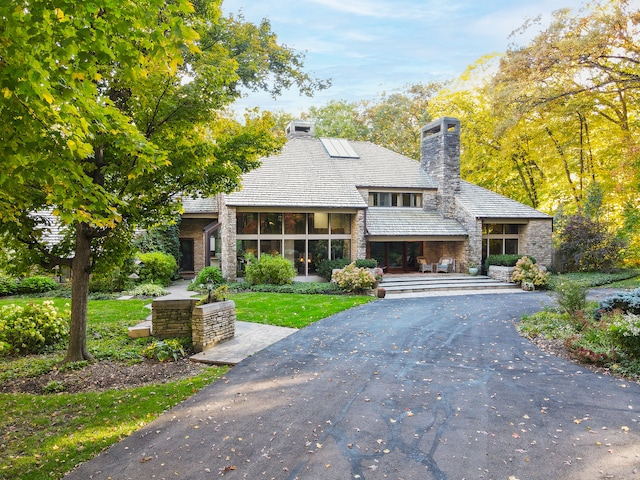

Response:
(64, 222), (94, 363)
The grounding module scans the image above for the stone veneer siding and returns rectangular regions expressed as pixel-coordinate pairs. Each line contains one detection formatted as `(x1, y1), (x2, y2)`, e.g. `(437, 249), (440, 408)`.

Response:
(520, 219), (553, 266)
(191, 300), (236, 352)
(220, 201), (237, 281)
(354, 209), (366, 260)
(151, 299), (198, 339)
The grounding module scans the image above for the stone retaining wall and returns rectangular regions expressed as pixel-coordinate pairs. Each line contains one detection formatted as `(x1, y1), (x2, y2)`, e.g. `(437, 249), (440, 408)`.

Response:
(488, 265), (515, 283)
(191, 300), (236, 352)
(151, 299), (199, 339)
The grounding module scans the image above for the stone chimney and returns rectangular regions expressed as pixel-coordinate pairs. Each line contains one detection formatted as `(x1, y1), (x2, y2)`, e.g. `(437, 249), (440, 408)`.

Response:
(285, 120), (315, 139)
(420, 117), (461, 218)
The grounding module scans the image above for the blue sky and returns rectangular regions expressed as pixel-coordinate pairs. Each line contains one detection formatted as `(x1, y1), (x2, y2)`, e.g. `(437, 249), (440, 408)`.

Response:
(221, 0), (588, 115)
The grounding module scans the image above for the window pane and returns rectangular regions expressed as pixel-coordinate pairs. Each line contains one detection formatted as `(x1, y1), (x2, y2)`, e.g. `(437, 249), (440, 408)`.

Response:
(236, 240), (257, 276)
(402, 194), (411, 207)
(379, 193), (390, 207)
(330, 239), (351, 260)
(260, 213), (282, 234)
(369, 242), (385, 268)
(330, 213), (351, 234)
(285, 239), (306, 274)
(489, 238), (503, 255)
(284, 213), (306, 234)
(392, 194), (399, 206)
(486, 224), (503, 234)
(237, 212), (258, 234)
(309, 212), (329, 234)
(414, 194), (422, 207)
(308, 240), (328, 273)
(505, 224), (519, 234)
(505, 239), (519, 254)
(260, 239), (282, 257)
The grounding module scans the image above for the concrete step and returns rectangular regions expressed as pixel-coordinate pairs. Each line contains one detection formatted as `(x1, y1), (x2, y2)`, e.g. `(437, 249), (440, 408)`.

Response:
(379, 274), (521, 297)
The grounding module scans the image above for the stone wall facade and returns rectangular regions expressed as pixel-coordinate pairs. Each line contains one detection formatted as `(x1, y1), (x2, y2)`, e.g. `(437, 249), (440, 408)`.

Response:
(151, 299), (199, 339)
(191, 300), (236, 353)
(520, 219), (553, 267)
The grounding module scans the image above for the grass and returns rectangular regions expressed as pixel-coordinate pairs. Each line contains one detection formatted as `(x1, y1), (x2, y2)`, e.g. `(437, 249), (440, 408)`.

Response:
(0, 367), (227, 480)
(0, 291), (374, 478)
(547, 269), (640, 290)
(232, 292), (374, 328)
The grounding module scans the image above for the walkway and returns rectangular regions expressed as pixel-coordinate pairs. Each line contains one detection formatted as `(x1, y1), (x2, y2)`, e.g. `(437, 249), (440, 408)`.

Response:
(66, 292), (640, 480)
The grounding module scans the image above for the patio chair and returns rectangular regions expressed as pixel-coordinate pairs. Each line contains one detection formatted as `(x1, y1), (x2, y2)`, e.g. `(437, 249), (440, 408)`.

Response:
(436, 257), (454, 273)
(416, 256), (430, 273)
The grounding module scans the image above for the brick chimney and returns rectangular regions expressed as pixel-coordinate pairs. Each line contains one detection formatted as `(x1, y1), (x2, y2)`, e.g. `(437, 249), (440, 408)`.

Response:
(285, 120), (315, 139)
(420, 117), (460, 218)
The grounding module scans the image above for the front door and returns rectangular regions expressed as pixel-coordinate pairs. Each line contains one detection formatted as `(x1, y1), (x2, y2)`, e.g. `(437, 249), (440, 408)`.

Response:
(179, 238), (195, 273)
(369, 241), (422, 273)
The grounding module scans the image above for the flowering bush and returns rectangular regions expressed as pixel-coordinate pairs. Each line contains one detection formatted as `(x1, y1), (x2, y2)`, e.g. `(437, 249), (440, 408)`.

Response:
(511, 256), (549, 288)
(0, 301), (69, 356)
(608, 312), (640, 357)
(332, 263), (377, 293)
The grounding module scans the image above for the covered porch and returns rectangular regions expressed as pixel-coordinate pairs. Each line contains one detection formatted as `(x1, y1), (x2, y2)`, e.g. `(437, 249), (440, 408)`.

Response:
(365, 207), (468, 273)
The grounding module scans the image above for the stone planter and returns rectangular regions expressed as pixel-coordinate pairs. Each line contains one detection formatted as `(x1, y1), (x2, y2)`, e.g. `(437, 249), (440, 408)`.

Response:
(191, 300), (236, 353)
(487, 265), (515, 283)
(151, 299), (199, 339)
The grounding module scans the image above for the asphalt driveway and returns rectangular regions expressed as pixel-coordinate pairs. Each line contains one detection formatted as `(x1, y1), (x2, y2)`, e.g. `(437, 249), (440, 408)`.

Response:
(66, 292), (640, 479)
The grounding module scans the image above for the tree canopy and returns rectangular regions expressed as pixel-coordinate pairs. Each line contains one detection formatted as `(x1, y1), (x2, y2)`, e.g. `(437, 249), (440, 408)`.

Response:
(0, 0), (328, 361)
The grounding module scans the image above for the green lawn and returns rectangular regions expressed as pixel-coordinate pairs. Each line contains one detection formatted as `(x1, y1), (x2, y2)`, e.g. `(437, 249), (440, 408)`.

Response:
(0, 291), (374, 479)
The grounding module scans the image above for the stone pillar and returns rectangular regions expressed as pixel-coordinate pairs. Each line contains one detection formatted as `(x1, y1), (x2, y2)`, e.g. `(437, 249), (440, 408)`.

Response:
(521, 220), (553, 266)
(354, 209), (367, 260)
(220, 200), (237, 282)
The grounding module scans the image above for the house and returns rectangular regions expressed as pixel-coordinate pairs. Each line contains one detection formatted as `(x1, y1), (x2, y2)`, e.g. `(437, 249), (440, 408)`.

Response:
(178, 117), (553, 280)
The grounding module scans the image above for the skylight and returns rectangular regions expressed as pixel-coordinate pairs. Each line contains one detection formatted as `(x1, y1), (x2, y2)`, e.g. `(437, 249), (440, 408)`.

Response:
(320, 138), (359, 159)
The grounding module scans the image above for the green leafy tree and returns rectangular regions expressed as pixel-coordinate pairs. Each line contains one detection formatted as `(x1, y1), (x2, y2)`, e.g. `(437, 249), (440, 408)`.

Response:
(0, 0), (327, 362)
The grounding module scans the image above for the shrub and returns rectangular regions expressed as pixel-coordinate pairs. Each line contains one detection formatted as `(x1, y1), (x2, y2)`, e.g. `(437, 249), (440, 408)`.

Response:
(128, 283), (169, 297)
(554, 279), (587, 315)
(354, 259), (378, 269)
(332, 262), (376, 293)
(555, 212), (624, 272)
(0, 276), (17, 296)
(188, 266), (224, 291)
(608, 313), (640, 357)
(244, 254), (296, 286)
(485, 254), (533, 271)
(597, 287), (640, 319)
(142, 339), (188, 362)
(138, 251), (177, 287)
(0, 301), (69, 356)
(316, 259), (351, 281)
(89, 266), (134, 293)
(511, 256), (548, 288)
(17, 275), (58, 294)
(227, 281), (343, 295)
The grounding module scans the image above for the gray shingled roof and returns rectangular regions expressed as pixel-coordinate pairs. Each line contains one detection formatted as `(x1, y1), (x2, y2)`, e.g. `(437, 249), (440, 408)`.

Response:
(180, 196), (218, 214)
(366, 208), (467, 237)
(457, 182), (551, 219)
(225, 137), (436, 208)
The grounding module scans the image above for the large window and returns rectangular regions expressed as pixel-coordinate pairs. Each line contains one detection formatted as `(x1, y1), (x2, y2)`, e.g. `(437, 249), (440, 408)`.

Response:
(236, 212), (352, 276)
(368, 192), (422, 208)
(482, 223), (520, 257)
